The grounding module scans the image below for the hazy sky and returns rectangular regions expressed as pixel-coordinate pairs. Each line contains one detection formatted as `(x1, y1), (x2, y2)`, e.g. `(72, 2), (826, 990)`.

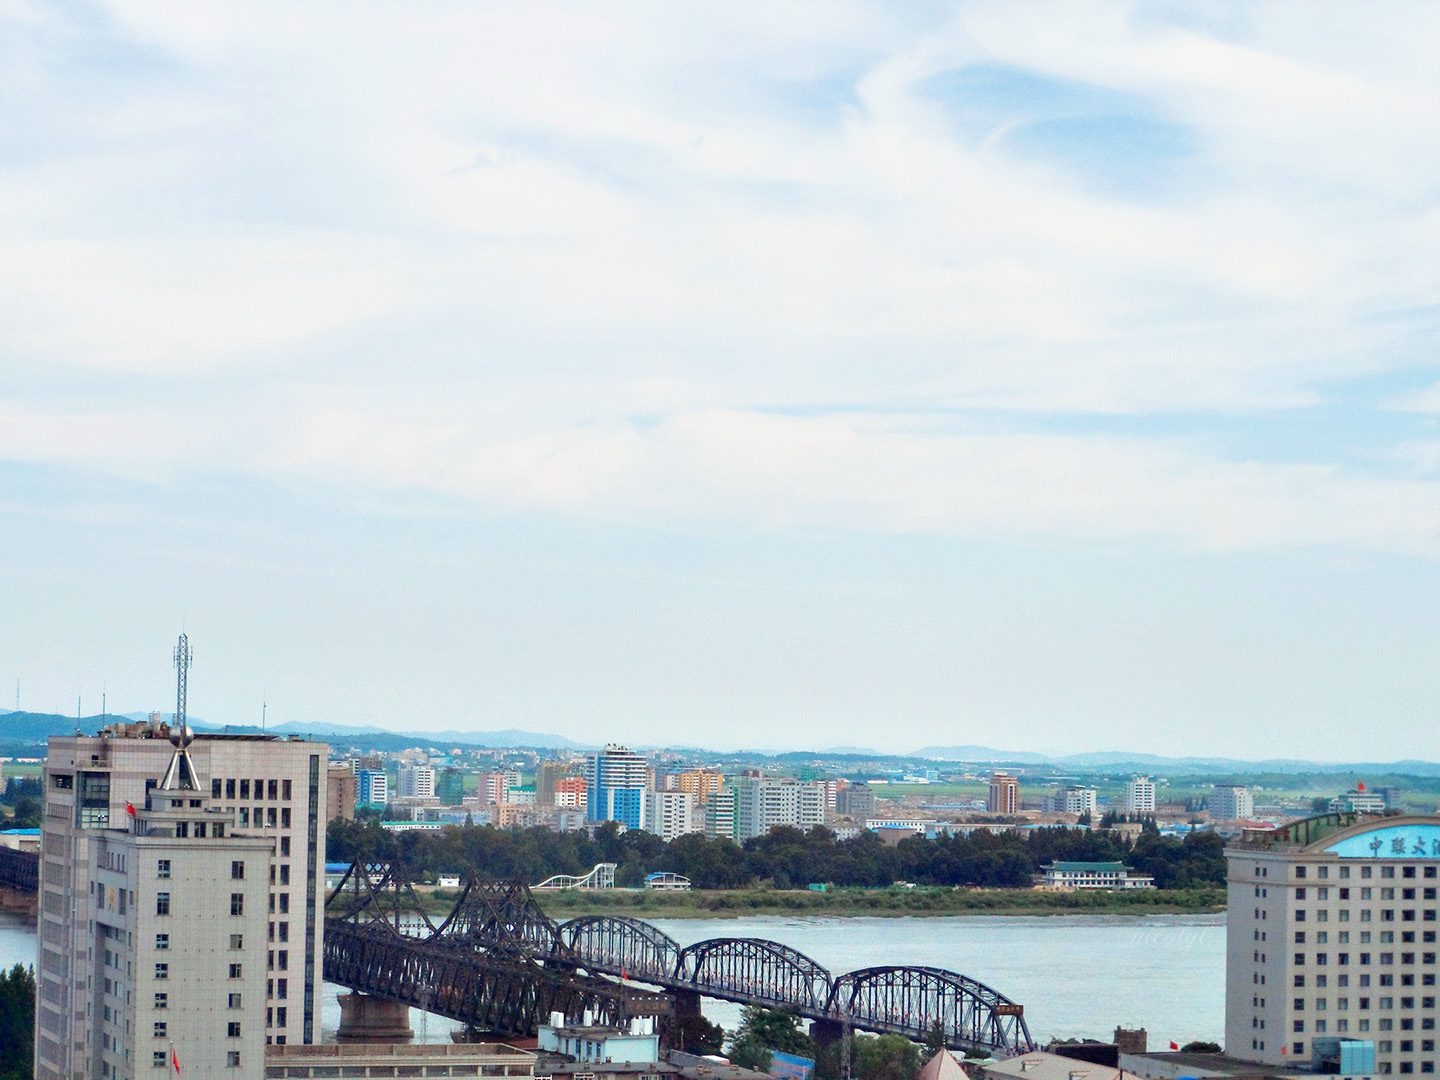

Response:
(3, 2), (1438, 759)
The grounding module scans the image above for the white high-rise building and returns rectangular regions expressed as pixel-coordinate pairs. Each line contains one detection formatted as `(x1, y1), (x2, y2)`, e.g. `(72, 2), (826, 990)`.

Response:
(1125, 777), (1156, 815)
(398, 764), (435, 799)
(35, 697), (325, 1080)
(704, 789), (736, 841)
(1208, 785), (1254, 821)
(732, 775), (828, 840)
(586, 746), (651, 831)
(650, 790), (702, 842)
(1053, 786), (1098, 817)
(38, 713), (329, 1068)
(1224, 813), (1440, 1077)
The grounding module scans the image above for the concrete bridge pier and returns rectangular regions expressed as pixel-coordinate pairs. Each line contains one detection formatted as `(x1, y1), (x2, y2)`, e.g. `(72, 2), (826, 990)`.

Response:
(810, 1019), (847, 1046)
(670, 989), (704, 1019)
(336, 992), (414, 1043)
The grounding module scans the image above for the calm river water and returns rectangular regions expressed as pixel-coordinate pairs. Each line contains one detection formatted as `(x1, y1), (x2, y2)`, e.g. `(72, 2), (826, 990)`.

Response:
(0, 911), (1224, 1047)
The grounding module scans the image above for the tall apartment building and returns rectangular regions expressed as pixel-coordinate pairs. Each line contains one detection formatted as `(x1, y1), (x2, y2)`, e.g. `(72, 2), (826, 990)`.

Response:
(436, 767), (465, 805)
(1047, 786), (1098, 817)
(326, 764), (357, 821)
(1209, 785), (1255, 821)
(988, 773), (1020, 815)
(37, 719), (329, 1073)
(704, 789), (737, 841)
(398, 764), (435, 799)
(1224, 813), (1440, 1077)
(1125, 777), (1156, 815)
(586, 745), (650, 831)
(650, 790), (702, 841)
(676, 769), (725, 804)
(837, 782), (876, 820)
(552, 776), (587, 810)
(357, 769), (388, 808)
(732, 774), (827, 840)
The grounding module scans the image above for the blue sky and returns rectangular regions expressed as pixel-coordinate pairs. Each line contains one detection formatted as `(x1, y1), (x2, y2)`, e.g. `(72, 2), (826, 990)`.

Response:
(2, 1), (1438, 757)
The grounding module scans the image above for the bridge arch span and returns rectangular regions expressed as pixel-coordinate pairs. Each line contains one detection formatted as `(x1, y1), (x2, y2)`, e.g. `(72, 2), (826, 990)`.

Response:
(827, 966), (1033, 1053)
(562, 916), (683, 983)
(682, 938), (832, 1011)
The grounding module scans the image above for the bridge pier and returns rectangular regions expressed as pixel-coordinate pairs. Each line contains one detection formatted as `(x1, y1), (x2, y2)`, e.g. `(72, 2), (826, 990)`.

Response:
(336, 993), (414, 1043)
(670, 989), (704, 1019)
(810, 1019), (847, 1046)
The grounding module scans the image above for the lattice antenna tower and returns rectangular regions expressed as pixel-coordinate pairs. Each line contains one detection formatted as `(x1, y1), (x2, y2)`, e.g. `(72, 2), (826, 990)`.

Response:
(173, 633), (193, 731)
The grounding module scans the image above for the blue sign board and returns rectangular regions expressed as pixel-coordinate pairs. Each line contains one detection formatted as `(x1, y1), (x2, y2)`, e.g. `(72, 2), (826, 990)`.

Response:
(1325, 823), (1440, 859)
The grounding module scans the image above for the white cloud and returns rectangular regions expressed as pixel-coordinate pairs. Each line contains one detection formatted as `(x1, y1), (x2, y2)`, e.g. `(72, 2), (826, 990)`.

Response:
(1, 0), (1437, 553)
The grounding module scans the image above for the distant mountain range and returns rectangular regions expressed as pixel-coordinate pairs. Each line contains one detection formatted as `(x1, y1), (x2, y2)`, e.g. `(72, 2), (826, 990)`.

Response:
(0, 711), (590, 754)
(911, 744), (1440, 777)
(1, 711), (1436, 776)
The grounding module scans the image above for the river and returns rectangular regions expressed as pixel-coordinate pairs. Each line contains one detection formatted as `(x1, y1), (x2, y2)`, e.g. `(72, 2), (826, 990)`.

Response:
(0, 911), (1224, 1047)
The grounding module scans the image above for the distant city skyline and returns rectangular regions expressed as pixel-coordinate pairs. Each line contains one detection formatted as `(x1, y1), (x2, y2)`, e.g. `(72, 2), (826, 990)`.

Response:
(4, 4), (1438, 760)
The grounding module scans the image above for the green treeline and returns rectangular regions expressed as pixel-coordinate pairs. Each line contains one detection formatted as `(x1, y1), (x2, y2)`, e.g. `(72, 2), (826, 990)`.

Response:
(0, 964), (35, 1080)
(327, 818), (1226, 892)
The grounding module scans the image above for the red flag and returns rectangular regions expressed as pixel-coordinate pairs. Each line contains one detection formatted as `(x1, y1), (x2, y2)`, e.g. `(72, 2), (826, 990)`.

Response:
(126, 802), (136, 817)
(1356, 781), (1365, 792)
(1280, 1046), (1287, 1057)
(620, 968), (629, 981)
(1169, 1042), (1179, 1051)
(171, 1046), (180, 1074)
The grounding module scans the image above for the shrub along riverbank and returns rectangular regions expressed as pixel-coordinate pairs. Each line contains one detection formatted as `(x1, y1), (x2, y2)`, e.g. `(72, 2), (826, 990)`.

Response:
(370, 884), (1226, 919)
(532, 885), (1225, 918)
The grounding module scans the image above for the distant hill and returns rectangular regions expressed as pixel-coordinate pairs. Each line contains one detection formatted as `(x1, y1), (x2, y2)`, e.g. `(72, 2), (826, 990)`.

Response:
(3, 711), (1436, 776)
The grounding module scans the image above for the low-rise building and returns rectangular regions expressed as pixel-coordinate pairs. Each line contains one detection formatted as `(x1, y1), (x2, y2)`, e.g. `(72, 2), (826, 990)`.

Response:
(1037, 861), (1155, 890)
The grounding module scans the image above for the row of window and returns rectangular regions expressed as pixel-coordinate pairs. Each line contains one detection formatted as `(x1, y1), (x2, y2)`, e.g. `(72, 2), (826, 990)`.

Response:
(1294, 950), (1439, 966)
(1295, 865), (1439, 881)
(153, 1051), (241, 1068)
(151, 1021), (241, 1038)
(212, 777), (293, 802)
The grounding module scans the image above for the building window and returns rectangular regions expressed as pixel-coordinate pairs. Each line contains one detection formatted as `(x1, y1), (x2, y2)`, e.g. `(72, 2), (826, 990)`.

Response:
(227, 1051), (241, 1068)
(153, 1022), (167, 1038)
(227, 1021), (241, 1037)
(230, 934), (243, 950)
(157, 859), (170, 879)
(231, 893), (244, 916)
(155, 933), (169, 950)
(229, 963), (243, 978)
(153, 1051), (167, 1068)
(228, 993), (243, 1009)
(156, 892), (170, 916)
(154, 963), (168, 980)
(231, 861), (245, 880)
(154, 993), (168, 1009)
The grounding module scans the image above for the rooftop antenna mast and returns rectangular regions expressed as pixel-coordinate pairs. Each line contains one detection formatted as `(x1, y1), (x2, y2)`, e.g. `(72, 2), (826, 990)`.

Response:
(160, 633), (199, 791)
(174, 633), (192, 730)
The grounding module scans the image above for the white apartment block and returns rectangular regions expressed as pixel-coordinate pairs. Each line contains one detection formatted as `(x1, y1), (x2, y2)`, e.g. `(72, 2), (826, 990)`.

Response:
(732, 775), (828, 840)
(1210, 785), (1256, 821)
(398, 764), (435, 799)
(1125, 777), (1156, 815)
(39, 723), (329, 1065)
(704, 790), (736, 841)
(1225, 814), (1440, 1077)
(649, 790), (702, 842)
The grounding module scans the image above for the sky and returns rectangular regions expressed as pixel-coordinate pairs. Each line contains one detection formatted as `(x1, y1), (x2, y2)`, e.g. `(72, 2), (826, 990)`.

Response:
(2, 1), (1438, 759)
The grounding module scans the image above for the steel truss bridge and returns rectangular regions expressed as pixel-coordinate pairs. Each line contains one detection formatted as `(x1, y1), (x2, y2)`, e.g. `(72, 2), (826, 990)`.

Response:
(324, 863), (670, 1037)
(0, 847), (38, 892)
(562, 915), (1032, 1054)
(324, 863), (1033, 1054)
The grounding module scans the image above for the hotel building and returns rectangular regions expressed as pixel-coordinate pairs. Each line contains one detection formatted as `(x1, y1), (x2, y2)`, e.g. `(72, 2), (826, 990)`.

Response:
(1225, 814), (1440, 1077)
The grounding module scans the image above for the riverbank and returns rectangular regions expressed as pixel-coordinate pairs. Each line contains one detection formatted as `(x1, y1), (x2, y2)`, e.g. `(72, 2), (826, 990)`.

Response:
(521, 886), (1227, 919)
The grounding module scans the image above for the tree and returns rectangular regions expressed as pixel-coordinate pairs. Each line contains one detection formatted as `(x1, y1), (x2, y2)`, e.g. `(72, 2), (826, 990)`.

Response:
(1181, 1041), (1221, 1054)
(727, 1007), (815, 1071)
(853, 1034), (921, 1080)
(675, 1014), (725, 1055)
(0, 963), (35, 1080)
(922, 1022), (946, 1060)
